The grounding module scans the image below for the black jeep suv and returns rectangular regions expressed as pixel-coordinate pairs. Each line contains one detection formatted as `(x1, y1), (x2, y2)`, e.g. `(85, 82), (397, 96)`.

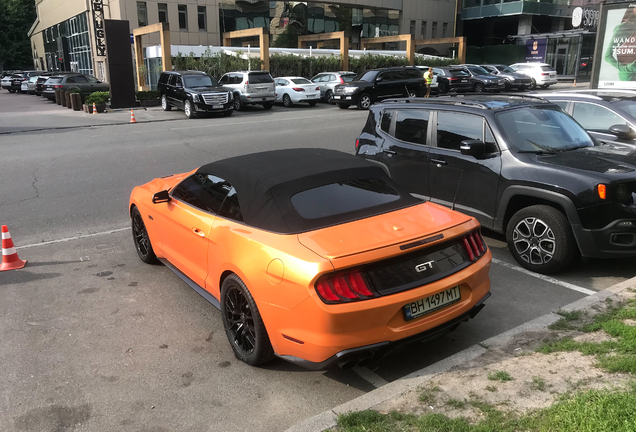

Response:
(355, 94), (636, 274)
(158, 71), (233, 119)
(332, 66), (426, 110)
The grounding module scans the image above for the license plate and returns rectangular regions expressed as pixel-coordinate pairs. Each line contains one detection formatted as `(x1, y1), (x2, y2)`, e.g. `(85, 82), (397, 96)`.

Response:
(461, 79), (467, 82)
(334, 95), (341, 99)
(211, 105), (221, 109)
(404, 286), (461, 321)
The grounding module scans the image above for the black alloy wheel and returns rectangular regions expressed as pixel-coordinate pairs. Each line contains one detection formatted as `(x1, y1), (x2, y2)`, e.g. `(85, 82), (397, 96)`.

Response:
(131, 206), (158, 264)
(221, 274), (274, 366)
(474, 82), (485, 92)
(506, 205), (576, 274)
(438, 82), (448, 94)
(283, 94), (294, 107)
(233, 94), (243, 111)
(357, 93), (372, 110)
(161, 94), (171, 111)
(530, 78), (537, 90)
(326, 90), (334, 104)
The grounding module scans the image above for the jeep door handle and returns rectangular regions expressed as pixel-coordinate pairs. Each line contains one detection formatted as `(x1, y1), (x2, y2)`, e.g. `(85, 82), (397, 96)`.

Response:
(430, 158), (447, 166)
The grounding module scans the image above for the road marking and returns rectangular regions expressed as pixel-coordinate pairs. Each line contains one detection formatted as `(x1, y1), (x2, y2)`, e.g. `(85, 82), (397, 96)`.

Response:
(352, 366), (389, 388)
(16, 227), (130, 250)
(491, 258), (596, 296)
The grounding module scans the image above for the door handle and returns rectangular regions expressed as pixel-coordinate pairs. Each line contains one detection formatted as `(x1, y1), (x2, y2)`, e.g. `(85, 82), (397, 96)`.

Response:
(192, 227), (205, 237)
(383, 149), (397, 156)
(430, 158), (447, 166)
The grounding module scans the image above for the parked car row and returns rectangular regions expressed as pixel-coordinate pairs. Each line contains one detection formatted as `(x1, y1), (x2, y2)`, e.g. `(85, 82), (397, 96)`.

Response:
(3, 70), (110, 100)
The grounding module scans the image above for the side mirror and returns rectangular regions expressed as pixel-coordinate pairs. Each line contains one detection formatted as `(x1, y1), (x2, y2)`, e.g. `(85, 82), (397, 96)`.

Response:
(608, 124), (635, 140)
(460, 140), (486, 157)
(376, 77), (383, 83)
(176, 83), (183, 88)
(152, 190), (171, 204)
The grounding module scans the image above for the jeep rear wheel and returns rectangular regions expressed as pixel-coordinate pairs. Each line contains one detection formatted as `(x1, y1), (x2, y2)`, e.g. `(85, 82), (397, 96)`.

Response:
(506, 205), (576, 274)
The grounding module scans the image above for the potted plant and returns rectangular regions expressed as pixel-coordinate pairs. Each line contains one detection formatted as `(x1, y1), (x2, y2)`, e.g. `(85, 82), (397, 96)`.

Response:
(136, 90), (160, 107)
(68, 88), (83, 111)
(137, 64), (149, 91)
(84, 91), (110, 113)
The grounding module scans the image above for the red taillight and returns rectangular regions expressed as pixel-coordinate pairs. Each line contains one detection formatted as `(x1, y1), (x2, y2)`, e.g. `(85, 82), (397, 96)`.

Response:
(315, 269), (376, 304)
(244, 81), (248, 85)
(355, 138), (360, 150)
(449, 77), (459, 82)
(339, 76), (344, 84)
(462, 230), (487, 262)
(292, 87), (305, 92)
(54, 85), (63, 88)
(541, 73), (549, 76)
(315, 86), (320, 91)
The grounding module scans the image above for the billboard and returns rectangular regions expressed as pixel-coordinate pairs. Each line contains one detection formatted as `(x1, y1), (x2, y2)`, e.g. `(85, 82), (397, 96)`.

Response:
(591, 2), (636, 89)
(525, 39), (546, 62)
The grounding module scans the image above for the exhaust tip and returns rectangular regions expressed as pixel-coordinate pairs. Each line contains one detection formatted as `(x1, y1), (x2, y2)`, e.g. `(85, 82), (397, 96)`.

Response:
(338, 359), (358, 370)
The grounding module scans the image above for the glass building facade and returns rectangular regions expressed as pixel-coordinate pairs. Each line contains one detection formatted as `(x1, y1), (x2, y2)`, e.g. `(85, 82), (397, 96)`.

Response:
(219, 1), (400, 48)
(43, 13), (93, 75)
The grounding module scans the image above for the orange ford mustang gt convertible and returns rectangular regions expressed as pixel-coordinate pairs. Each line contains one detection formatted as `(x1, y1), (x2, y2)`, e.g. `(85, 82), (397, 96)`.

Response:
(129, 149), (492, 369)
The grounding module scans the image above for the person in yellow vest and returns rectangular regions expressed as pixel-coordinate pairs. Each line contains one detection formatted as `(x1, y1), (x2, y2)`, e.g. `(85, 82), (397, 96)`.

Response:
(423, 67), (433, 98)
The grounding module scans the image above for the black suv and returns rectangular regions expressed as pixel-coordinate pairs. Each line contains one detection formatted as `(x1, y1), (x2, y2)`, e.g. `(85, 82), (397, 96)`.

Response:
(431, 67), (473, 94)
(332, 66), (426, 110)
(158, 71), (233, 118)
(355, 94), (636, 274)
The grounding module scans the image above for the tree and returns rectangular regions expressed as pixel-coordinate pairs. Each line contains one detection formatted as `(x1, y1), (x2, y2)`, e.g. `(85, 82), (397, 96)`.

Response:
(0, 0), (37, 69)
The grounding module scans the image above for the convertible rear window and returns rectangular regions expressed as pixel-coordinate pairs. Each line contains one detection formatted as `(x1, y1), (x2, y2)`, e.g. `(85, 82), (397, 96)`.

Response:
(291, 179), (400, 220)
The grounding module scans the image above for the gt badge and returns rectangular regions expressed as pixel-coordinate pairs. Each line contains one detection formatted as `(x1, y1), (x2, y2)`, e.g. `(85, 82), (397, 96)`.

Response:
(415, 260), (434, 272)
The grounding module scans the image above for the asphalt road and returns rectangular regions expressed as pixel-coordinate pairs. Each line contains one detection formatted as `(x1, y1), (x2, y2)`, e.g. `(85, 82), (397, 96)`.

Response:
(1, 89), (635, 432)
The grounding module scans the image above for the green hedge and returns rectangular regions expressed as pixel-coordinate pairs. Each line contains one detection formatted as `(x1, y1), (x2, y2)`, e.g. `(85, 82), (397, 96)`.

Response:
(172, 51), (458, 79)
(84, 91), (110, 105)
(136, 90), (159, 100)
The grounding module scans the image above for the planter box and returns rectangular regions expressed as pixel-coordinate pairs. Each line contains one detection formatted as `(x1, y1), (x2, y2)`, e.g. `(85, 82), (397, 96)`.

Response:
(66, 92), (73, 109)
(70, 93), (82, 111)
(61, 91), (67, 107)
(55, 90), (62, 105)
(140, 99), (160, 107)
(83, 103), (106, 114)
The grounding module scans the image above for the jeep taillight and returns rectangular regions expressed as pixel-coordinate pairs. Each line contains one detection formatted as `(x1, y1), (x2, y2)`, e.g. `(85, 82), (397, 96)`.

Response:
(462, 230), (487, 262)
(315, 269), (377, 304)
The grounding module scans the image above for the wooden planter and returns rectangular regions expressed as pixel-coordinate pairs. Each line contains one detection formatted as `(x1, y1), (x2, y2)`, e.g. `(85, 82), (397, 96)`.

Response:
(70, 93), (82, 111)
(66, 92), (73, 109)
(82, 103), (106, 114)
(55, 90), (62, 105)
(61, 91), (67, 107)
(140, 99), (160, 107)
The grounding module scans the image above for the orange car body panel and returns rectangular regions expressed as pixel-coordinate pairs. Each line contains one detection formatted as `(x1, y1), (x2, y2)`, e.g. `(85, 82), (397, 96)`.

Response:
(130, 171), (492, 365)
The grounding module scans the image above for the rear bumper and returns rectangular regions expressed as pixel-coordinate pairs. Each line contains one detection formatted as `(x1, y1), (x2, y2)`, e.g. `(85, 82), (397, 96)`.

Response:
(268, 250), (492, 369)
(279, 291), (491, 370)
(288, 92), (321, 104)
(241, 94), (276, 104)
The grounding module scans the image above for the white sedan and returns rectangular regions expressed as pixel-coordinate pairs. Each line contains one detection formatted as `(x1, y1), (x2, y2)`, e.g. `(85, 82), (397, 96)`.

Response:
(274, 77), (320, 107)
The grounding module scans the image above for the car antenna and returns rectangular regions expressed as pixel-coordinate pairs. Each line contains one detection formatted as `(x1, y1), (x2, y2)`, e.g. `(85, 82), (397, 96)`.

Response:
(451, 170), (463, 212)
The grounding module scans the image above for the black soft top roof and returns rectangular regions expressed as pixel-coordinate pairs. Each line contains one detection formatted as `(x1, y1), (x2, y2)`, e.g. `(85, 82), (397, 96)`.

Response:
(196, 149), (419, 234)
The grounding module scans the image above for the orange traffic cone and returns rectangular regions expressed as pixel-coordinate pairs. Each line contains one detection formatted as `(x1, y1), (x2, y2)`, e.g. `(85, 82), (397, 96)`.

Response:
(1, 225), (27, 271)
(130, 109), (137, 123)
(92, 102), (98, 114)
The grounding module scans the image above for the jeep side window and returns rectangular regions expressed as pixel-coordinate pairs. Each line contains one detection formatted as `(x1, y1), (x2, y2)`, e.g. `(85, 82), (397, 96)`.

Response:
(394, 109), (430, 145)
(380, 110), (393, 134)
(436, 112), (483, 151)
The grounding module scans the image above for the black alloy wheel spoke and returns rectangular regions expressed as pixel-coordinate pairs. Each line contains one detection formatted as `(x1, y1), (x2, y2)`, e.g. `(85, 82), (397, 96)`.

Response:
(225, 287), (255, 354)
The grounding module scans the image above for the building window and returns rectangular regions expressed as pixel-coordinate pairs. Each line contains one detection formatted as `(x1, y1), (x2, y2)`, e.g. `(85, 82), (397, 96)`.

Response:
(410, 20), (415, 36)
(158, 3), (168, 24)
(137, 2), (148, 27)
(178, 5), (188, 30)
(198, 6), (206, 31)
(421, 21), (427, 39)
(442, 23), (448, 38)
(431, 22), (438, 39)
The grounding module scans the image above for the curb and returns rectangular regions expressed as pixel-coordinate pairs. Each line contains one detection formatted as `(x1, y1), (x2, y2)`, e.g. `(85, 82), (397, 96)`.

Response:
(285, 274), (636, 432)
(0, 116), (185, 135)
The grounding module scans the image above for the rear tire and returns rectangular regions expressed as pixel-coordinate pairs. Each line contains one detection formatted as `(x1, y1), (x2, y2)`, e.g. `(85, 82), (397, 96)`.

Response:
(438, 82), (448, 94)
(234, 94), (243, 111)
(161, 94), (171, 111)
(506, 205), (576, 274)
(326, 90), (334, 104)
(131, 206), (158, 264)
(221, 274), (274, 366)
(337, 103), (349, 109)
(530, 78), (537, 90)
(474, 82), (485, 92)
(283, 94), (293, 108)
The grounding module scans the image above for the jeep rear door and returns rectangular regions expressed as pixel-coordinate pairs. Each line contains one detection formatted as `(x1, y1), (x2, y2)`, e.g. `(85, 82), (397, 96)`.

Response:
(375, 108), (432, 199)
(427, 111), (501, 228)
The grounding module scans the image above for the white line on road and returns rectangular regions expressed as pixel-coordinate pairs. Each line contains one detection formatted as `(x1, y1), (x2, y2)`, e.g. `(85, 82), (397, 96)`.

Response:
(16, 227), (130, 250)
(491, 258), (596, 296)
(352, 366), (389, 388)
